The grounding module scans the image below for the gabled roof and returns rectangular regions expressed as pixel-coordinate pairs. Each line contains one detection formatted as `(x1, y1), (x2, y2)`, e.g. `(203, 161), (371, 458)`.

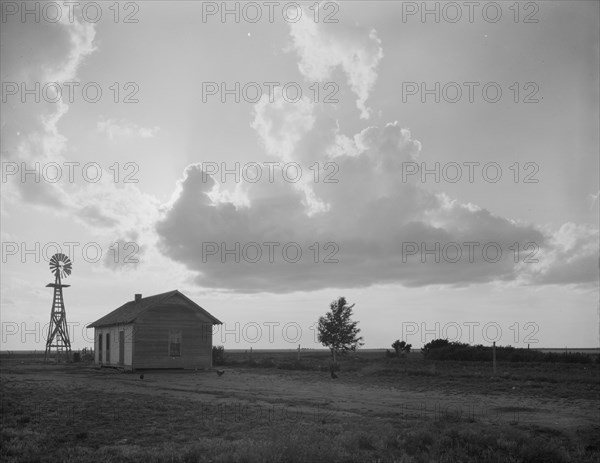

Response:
(88, 290), (222, 328)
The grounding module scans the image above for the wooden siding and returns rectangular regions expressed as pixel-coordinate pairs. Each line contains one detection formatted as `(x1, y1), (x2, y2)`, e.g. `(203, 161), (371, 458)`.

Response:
(94, 325), (134, 368)
(132, 296), (214, 370)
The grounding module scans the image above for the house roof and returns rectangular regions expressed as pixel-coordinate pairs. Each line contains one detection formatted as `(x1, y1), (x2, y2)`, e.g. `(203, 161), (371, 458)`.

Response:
(88, 290), (222, 328)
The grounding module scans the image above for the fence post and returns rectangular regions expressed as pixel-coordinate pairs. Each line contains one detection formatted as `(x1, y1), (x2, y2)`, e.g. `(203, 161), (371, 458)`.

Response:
(492, 341), (497, 376)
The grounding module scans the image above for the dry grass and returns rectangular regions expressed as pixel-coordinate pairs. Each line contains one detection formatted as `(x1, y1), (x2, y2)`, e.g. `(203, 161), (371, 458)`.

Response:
(1, 351), (598, 462)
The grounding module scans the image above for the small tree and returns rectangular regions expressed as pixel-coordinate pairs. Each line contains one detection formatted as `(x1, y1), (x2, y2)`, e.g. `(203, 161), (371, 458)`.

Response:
(391, 340), (412, 357)
(317, 297), (363, 363)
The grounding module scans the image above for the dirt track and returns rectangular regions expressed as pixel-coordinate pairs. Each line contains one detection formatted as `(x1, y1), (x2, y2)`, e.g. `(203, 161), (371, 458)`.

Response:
(3, 362), (597, 436)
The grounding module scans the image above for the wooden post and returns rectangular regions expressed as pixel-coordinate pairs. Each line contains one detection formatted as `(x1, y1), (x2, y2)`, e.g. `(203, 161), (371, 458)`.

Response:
(492, 341), (497, 376)
(249, 347), (253, 361)
(297, 344), (300, 361)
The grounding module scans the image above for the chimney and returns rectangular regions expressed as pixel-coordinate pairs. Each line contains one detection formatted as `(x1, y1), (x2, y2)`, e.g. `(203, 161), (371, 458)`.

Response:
(135, 294), (142, 302)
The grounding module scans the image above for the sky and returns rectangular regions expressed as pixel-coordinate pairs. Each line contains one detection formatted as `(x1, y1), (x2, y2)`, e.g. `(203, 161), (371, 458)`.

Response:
(1, 1), (598, 351)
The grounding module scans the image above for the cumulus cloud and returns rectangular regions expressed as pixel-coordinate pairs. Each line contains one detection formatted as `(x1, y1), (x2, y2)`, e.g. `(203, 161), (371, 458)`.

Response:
(97, 118), (160, 141)
(44, 13), (97, 83)
(156, 109), (565, 293)
(150, 9), (598, 294)
(1, 8), (161, 273)
(287, 5), (383, 119)
(519, 223), (599, 286)
(0, 15), (96, 210)
(251, 87), (328, 214)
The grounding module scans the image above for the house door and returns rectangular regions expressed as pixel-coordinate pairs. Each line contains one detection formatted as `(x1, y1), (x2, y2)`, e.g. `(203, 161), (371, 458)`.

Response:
(119, 331), (125, 365)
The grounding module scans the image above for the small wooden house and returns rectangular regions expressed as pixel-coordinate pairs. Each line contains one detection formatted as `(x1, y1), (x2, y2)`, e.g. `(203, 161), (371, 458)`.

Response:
(88, 290), (222, 370)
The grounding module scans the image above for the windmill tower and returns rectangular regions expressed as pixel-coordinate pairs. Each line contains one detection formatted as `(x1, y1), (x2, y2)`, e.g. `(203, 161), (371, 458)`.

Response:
(44, 253), (72, 362)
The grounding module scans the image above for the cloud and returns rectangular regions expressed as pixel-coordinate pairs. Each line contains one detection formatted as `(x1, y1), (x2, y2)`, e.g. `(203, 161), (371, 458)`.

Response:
(156, 68), (597, 293)
(97, 118), (160, 141)
(287, 5), (383, 119)
(44, 13), (97, 84)
(250, 87), (328, 214)
(589, 191), (600, 209)
(156, 110), (561, 293)
(519, 223), (599, 286)
(1, 11), (96, 202)
(251, 88), (315, 162)
(1, 9), (163, 275)
(152, 8), (598, 294)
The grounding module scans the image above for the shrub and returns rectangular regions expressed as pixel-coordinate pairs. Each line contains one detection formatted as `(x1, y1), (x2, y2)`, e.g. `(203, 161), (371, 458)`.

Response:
(421, 339), (594, 363)
(421, 338), (451, 356)
(391, 339), (412, 357)
(212, 345), (225, 366)
(79, 347), (94, 362)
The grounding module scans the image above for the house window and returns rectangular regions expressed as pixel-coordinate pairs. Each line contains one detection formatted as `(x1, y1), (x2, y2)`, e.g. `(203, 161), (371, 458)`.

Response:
(106, 333), (110, 363)
(169, 331), (181, 357)
(98, 334), (103, 362)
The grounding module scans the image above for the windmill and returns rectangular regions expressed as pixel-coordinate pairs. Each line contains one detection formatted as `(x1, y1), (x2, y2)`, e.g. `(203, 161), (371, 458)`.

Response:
(44, 253), (72, 362)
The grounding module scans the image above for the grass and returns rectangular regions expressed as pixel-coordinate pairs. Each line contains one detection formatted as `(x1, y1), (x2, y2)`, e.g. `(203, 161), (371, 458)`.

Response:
(1, 350), (599, 462)
(2, 392), (597, 463)
(221, 350), (600, 400)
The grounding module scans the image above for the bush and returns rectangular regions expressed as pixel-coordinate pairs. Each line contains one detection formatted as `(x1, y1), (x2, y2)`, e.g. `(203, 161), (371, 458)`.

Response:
(421, 339), (594, 363)
(79, 347), (94, 362)
(391, 339), (412, 357)
(212, 345), (225, 366)
(421, 338), (451, 356)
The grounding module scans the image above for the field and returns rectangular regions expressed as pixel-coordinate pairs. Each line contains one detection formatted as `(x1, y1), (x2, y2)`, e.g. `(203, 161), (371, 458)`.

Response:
(1, 350), (599, 462)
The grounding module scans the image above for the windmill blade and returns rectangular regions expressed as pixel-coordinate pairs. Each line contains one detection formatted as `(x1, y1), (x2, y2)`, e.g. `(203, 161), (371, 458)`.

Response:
(49, 253), (72, 278)
(62, 258), (72, 273)
(49, 256), (60, 276)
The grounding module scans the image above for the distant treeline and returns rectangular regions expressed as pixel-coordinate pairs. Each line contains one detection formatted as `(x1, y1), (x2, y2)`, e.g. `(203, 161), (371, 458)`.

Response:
(421, 339), (598, 364)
